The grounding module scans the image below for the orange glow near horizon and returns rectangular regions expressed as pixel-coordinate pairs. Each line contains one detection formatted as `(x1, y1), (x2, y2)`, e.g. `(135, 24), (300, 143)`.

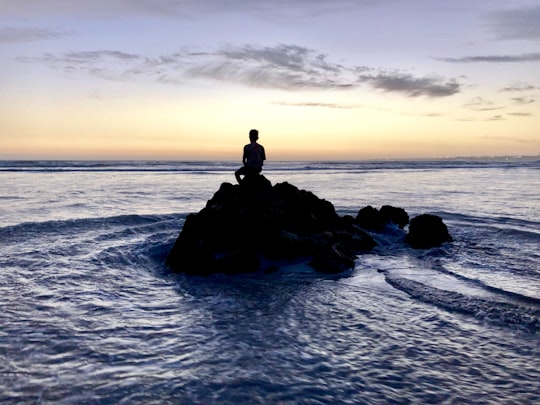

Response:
(2, 87), (538, 160)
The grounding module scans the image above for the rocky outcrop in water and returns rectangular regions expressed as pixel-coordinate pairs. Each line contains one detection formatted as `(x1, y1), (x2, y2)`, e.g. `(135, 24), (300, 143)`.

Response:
(405, 213), (453, 249)
(166, 175), (452, 275)
(355, 205), (409, 231)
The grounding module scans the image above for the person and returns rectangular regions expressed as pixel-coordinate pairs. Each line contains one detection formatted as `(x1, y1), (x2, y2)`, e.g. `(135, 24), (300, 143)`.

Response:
(235, 129), (266, 184)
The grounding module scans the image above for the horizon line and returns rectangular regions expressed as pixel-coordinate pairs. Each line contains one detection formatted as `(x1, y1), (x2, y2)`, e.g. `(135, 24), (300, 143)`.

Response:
(1, 155), (538, 162)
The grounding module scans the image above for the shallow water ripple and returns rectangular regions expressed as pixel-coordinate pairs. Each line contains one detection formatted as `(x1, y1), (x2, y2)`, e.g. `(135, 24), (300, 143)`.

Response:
(2, 261), (538, 403)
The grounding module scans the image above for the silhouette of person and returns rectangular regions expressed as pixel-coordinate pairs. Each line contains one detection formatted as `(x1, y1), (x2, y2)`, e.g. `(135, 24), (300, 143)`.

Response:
(235, 129), (266, 184)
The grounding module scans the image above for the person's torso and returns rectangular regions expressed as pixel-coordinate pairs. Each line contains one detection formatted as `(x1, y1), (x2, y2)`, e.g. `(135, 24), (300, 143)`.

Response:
(245, 143), (265, 168)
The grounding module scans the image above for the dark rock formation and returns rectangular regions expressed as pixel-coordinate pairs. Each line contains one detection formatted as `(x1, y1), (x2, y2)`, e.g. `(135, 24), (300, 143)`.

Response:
(355, 205), (409, 231)
(166, 176), (453, 275)
(166, 175), (376, 275)
(405, 214), (453, 249)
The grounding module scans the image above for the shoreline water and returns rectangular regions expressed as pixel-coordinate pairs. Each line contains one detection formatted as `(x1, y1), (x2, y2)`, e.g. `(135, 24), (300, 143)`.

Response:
(1, 158), (539, 403)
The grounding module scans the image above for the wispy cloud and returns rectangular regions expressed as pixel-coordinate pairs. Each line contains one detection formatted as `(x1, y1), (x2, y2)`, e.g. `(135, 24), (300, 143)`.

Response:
(464, 97), (503, 111)
(510, 97), (535, 105)
(480, 135), (538, 144)
(356, 71), (461, 97)
(17, 49), (185, 83)
(458, 112), (535, 122)
(440, 53), (540, 63)
(17, 43), (462, 97)
(219, 45), (343, 74)
(16, 50), (140, 63)
(500, 82), (537, 92)
(402, 112), (444, 118)
(0, 27), (69, 44)
(485, 5), (540, 40)
(185, 44), (353, 90)
(273, 101), (360, 109)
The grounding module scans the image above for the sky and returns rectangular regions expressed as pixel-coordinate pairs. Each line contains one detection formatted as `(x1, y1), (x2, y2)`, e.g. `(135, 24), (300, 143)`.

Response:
(1, 0), (539, 160)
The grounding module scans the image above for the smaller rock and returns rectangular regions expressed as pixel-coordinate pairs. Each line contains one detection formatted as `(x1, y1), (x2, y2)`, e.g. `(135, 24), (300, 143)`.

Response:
(406, 214), (453, 249)
(355, 205), (409, 231)
(380, 205), (409, 229)
(355, 205), (384, 230)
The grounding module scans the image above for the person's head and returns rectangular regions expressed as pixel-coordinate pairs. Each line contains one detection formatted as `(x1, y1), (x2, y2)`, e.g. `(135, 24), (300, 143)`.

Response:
(249, 129), (259, 141)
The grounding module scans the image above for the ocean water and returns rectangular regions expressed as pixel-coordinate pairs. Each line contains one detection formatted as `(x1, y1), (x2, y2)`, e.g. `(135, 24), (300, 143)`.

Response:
(1, 159), (539, 404)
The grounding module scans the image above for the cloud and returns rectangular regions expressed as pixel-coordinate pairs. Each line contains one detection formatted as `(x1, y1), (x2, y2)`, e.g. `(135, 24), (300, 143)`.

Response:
(357, 71), (461, 97)
(440, 53), (540, 63)
(0, 27), (68, 44)
(485, 5), (540, 40)
(0, 0), (374, 19)
(17, 49), (185, 83)
(17, 43), (462, 97)
(500, 82), (537, 92)
(62, 50), (142, 62)
(18, 45), (352, 90)
(219, 44), (343, 74)
(463, 97), (503, 111)
(510, 97), (535, 105)
(480, 135), (537, 144)
(185, 44), (353, 90)
(274, 101), (360, 109)
(403, 112), (444, 118)
(458, 111), (535, 122)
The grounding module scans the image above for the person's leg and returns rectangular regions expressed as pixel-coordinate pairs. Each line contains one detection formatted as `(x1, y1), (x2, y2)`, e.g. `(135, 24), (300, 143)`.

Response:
(235, 167), (245, 184)
(241, 167), (262, 184)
